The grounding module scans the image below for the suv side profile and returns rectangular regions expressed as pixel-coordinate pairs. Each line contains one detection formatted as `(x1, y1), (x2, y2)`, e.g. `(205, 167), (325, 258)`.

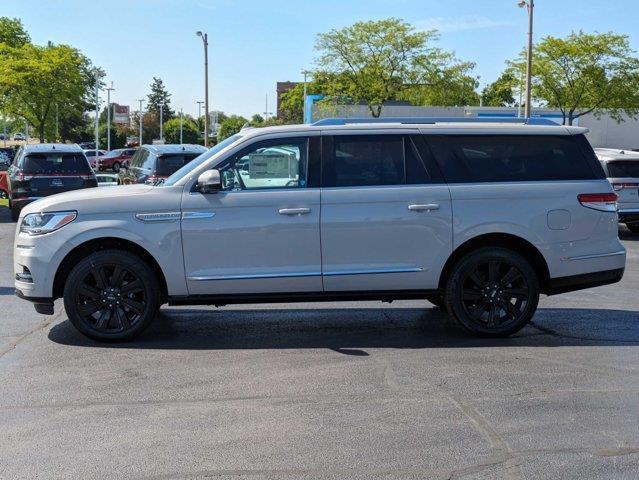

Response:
(14, 118), (625, 342)
(119, 144), (207, 185)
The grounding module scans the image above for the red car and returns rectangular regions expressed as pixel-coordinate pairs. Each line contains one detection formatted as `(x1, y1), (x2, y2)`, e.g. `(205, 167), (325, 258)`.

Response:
(0, 171), (7, 199)
(94, 148), (136, 172)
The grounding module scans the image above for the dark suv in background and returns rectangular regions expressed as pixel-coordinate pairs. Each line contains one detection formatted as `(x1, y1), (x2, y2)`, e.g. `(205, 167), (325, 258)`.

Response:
(7, 144), (97, 221)
(118, 144), (207, 184)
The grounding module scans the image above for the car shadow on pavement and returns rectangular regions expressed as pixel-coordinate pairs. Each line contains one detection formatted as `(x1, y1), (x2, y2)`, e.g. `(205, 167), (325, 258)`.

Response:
(47, 306), (639, 351)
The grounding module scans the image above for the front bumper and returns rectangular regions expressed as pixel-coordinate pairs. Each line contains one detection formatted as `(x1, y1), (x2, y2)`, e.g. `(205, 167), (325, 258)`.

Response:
(14, 289), (55, 314)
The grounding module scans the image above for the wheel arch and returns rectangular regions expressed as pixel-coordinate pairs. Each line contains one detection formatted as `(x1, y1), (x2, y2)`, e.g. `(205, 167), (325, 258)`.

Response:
(53, 237), (168, 302)
(438, 233), (550, 293)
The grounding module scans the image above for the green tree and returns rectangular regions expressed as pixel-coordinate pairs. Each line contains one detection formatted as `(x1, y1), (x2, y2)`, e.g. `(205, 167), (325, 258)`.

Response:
(98, 122), (127, 149)
(164, 117), (201, 144)
(217, 115), (248, 141)
(508, 31), (639, 125)
(314, 18), (477, 117)
(0, 17), (30, 48)
(146, 77), (174, 121)
(481, 72), (518, 107)
(0, 42), (90, 142)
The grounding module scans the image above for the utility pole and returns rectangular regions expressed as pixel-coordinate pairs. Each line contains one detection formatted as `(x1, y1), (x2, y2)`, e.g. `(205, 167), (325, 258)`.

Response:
(94, 70), (101, 159)
(302, 69), (310, 122)
(159, 103), (164, 142)
(196, 31), (209, 147)
(106, 82), (115, 151)
(263, 93), (272, 120)
(137, 99), (145, 146)
(518, 0), (534, 118)
(179, 108), (183, 144)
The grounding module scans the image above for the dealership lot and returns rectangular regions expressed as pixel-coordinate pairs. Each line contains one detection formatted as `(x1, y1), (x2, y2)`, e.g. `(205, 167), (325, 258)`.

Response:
(1, 207), (638, 479)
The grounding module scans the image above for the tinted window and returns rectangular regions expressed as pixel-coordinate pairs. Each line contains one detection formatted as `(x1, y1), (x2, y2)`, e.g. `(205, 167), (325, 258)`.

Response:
(428, 135), (603, 183)
(155, 154), (200, 176)
(21, 153), (91, 174)
(606, 161), (639, 178)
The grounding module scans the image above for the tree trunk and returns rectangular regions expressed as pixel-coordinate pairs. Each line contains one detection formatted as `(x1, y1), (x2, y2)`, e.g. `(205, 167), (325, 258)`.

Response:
(38, 121), (45, 143)
(369, 105), (382, 118)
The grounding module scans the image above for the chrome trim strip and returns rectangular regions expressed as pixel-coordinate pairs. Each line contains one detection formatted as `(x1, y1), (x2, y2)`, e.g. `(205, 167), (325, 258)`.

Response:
(182, 211), (215, 220)
(188, 271), (322, 281)
(565, 251), (626, 261)
(135, 212), (181, 223)
(323, 267), (425, 276)
(618, 208), (639, 214)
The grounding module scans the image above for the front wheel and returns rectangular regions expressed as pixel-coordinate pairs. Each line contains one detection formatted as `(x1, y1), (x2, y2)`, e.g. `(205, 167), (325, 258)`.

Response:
(63, 250), (161, 342)
(444, 248), (539, 337)
(112, 161), (121, 173)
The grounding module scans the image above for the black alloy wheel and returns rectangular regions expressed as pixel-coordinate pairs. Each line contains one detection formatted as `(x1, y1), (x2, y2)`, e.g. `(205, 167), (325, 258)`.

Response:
(64, 250), (161, 341)
(444, 248), (539, 336)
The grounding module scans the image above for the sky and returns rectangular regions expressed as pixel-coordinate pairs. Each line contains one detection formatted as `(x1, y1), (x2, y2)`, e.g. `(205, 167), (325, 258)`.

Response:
(4, 0), (638, 119)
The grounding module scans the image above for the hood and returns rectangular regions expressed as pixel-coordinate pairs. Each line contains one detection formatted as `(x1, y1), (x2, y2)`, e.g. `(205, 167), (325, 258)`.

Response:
(22, 184), (162, 216)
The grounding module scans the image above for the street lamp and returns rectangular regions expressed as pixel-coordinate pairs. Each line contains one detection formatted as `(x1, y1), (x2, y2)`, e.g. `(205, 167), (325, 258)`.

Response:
(93, 68), (103, 160)
(105, 82), (115, 151)
(137, 98), (145, 146)
(302, 69), (311, 123)
(518, 0), (534, 118)
(196, 31), (209, 147)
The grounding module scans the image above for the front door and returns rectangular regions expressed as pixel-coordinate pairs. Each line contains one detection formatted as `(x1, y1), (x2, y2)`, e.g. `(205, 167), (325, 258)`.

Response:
(181, 134), (323, 295)
(320, 132), (453, 292)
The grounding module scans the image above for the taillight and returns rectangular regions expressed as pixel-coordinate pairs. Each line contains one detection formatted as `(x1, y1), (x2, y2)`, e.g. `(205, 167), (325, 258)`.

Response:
(578, 193), (618, 212)
(81, 174), (95, 180)
(16, 171), (32, 181)
(611, 183), (639, 191)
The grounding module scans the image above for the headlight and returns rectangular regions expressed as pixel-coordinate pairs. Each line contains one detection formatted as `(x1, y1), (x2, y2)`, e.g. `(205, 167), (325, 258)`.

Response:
(20, 211), (77, 236)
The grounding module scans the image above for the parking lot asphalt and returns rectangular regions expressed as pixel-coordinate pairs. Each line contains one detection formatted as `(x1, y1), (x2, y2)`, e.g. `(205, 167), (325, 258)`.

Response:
(0, 206), (638, 479)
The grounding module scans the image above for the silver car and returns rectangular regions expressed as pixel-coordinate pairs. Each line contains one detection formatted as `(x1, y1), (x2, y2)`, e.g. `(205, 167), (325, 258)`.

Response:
(595, 148), (639, 232)
(14, 118), (625, 341)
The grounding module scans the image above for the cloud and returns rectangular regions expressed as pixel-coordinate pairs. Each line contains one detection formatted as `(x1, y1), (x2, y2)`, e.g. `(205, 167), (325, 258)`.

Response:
(416, 15), (514, 33)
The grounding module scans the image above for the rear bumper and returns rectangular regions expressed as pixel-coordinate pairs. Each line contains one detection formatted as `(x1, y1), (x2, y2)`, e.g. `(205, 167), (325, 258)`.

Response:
(546, 267), (625, 295)
(618, 208), (639, 224)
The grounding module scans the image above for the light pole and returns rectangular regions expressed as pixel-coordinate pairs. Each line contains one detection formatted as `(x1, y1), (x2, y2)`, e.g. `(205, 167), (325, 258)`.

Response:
(93, 69), (102, 159)
(518, 0), (534, 118)
(137, 98), (145, 146)
(302, 69), (311, 121)
(106, 82), (115, 151)
(263, 93), (272, 120)
(159, 103), (164, 142)
(196, 100), (204, 141)
(179, 108), (183, 144)
(196, 31), (209, 147)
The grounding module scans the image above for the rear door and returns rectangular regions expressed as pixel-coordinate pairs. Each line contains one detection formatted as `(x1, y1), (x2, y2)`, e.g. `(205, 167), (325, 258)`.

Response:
(320, 131), (453, 292)
(19, 152), (94, 197)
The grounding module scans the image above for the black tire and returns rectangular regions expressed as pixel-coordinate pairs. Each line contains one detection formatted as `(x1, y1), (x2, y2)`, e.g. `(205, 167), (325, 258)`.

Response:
(425, 294), (445, 309)
(0, 189), (7, 200)
(63, 250), (161, 342)
(444, 247), (539, 337)
(625, 223), (639, 233)
(112, 161), (120, 173)
(10, 204), (20, 222)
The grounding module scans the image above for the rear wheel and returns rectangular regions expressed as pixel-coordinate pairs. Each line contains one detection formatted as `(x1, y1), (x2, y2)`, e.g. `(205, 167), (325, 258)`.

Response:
(0, 189), (7, 200)
(63, 250), (161, 342)
(444, 248), (539, 337)
(112, 161), (121, 173)
(625, 223), (639, 233)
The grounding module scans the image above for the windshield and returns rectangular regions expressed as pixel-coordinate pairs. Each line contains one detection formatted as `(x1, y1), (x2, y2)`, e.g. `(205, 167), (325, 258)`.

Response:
(164, 134), (244, 186)
(103, 149), (123, 158)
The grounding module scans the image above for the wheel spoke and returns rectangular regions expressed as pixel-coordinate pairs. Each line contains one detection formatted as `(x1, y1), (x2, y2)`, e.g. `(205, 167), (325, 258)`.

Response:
(94, 309), (111, 331)
(487, 304), (499, 326)
(500, 267), (521, 287)
(91, 266), (109, 289)
(469, 305), (485, 321)
(78, 301), (102, 317)
(122, 298), (144, 315)
(499, 299), (521, 320)
(488, 261), (500, 282)
(504, 288), (529, 300)
(468, 271), (485, 289)
(462, 289), (483, 301)
(120, 279), (143, 295)
(78, 283), (100, 299)
(111, 265), (126, 287)
(114, 307), (131, 330)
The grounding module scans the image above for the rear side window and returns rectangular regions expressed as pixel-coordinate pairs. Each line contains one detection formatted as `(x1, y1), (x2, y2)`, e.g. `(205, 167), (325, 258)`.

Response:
(428, 134), (605, 183)
(322, 135), (432, 187)
(21, 153), (91, 174)
(606, 161), (639, 178)
(155, 154), (200, 176)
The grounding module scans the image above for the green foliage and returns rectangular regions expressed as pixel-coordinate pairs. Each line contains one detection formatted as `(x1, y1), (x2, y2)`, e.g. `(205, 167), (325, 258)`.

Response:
(278, 81), (325, 123)
(481, 72), (518, 107)
(98, 122), (127, 149)
(146, 77), (174, 121)
(314, 18), (478, 116)
(0, 17), (30, 48)
(508, 31), (639, 125)
(217, 115), (248, 141)
(163, 117), (201, 144)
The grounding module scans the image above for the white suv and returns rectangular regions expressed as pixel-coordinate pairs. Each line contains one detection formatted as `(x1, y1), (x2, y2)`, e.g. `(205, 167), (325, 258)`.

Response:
(14, 118), (625, 341)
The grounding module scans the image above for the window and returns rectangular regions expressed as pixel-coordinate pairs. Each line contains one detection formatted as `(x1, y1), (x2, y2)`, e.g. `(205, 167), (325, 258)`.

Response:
(155, 154), (200, 176)
(21, 153), (92, 174)
(220, 137), (308, 190)
(428, 134), (604, 183)
(129, 149), (148, 168)
(323, 135), (431, 188)
(606, 161), (639, 178)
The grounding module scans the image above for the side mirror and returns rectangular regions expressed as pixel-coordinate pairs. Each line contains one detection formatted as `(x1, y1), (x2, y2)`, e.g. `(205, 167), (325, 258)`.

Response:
(197, 169), (222, 193)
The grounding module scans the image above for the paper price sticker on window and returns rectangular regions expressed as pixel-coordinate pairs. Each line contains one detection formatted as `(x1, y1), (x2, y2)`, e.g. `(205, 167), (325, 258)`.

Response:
(248, 152), (296, 179)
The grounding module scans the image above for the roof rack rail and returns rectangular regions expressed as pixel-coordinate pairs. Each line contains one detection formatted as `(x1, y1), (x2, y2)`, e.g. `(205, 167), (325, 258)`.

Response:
(311, 117), (559, 127)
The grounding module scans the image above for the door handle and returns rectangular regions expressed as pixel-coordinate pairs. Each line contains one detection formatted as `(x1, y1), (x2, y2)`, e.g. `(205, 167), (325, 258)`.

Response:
(408, 203), (440, 212)
(278, 207), (311, 215)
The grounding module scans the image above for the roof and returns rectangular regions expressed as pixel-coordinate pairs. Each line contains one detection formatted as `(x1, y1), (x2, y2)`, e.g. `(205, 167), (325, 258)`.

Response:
(23, 143), (84, 153)
(594, 148), (639, 161)
(141, 144), (208, 154)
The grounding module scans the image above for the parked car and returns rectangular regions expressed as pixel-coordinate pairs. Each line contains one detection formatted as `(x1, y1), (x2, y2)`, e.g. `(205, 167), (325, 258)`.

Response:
(0, 170), (7, 199)
(119, 144), (206, 185)
(83, 149), (107, 164)
(95, 173), (119, 186)
(13, 133), (26, 141)
(0, 147), (17, 163)
(595, 148), (639, 232)
(0, 151), (10, 170)
(7, 144), (97, 221)
(94, 148), (136, 172)
(13, 118), (625, 342)
(0, 133), (8, 140)
(79, 142), (96, 150)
